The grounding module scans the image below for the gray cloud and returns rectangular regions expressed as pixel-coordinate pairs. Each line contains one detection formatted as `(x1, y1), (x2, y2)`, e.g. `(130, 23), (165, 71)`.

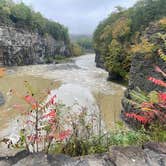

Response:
(14, 0), (138, 34)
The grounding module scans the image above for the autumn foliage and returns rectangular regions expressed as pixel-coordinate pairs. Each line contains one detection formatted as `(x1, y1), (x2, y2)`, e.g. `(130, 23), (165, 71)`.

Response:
(9, 82), (71, 153)
(125, 49), (166, 127)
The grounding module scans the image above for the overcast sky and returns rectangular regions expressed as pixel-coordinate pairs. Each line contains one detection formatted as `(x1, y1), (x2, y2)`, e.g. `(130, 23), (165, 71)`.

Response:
(14, 0), (138, 35)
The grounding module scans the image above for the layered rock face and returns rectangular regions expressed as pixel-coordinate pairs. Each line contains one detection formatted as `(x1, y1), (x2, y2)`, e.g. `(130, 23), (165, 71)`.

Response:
(121, 21), (166, 125)
(0, 26), (71, 66)
(127, 23), (166, 93)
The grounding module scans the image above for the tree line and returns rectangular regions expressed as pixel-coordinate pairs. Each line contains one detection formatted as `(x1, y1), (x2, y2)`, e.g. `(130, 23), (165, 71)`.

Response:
(0, 0), (69, 43)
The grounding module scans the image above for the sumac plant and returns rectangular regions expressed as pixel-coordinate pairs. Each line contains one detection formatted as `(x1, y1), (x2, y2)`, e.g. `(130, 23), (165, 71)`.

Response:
(9, 81), (71, 153)
(125, 47), (166, 128)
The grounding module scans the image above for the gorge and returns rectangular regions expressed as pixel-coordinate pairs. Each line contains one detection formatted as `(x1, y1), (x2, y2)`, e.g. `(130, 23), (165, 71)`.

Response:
(1, 54), (166, 166)
(0, 0), (166, 165)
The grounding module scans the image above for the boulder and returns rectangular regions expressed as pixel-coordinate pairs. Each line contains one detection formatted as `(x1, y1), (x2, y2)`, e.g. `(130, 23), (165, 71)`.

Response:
(1, 142), (166, 166)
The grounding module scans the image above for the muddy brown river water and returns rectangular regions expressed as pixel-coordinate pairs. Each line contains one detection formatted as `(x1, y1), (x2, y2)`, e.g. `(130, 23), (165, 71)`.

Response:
(0, 54), (125, 137)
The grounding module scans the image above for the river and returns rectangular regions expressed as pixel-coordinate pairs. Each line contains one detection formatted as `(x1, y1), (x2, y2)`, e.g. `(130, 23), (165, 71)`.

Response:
(0, 54), (125, 137)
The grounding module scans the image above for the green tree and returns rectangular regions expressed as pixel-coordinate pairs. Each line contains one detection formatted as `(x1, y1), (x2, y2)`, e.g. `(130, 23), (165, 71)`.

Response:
(71, 43), (82, 56)
(31, 12), (46, 34)
(105, 39), (127, 78)
(10, 2), (32, 23)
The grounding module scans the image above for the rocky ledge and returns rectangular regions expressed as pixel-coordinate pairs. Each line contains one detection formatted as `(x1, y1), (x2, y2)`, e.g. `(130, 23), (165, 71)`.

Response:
(95, 51), (105, 69)
(0, 142), (166, 166)
(0, 92), (5, 106)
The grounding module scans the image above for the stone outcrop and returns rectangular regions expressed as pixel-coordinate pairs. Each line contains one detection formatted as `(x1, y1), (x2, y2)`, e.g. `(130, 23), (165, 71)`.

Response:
(0, 26), (71, 66)
(95, 50), (105, 69)
(127, 22), (166, 93)
(121, 21), (166, 126)
(0, 142), (166, 166)
(0, 92), (5, 106)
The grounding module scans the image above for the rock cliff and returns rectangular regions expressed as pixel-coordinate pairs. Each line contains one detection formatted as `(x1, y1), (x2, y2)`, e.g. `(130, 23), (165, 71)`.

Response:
(95, 50), (105, 69)
(121, 21), (166, 126)
(0, 26), (71, 66)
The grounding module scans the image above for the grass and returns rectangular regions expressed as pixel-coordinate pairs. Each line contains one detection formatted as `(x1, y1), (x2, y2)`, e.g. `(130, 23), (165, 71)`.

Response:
(49, 122), (152, 157)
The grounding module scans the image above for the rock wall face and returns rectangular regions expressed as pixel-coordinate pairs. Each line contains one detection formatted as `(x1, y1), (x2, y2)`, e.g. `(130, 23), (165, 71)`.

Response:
(0, 26), (71, 66)
(0, 142), (166, 166)
(95, 50), (105, 68)
(121, 22), (166, 126)
(128, 23), (166, 92)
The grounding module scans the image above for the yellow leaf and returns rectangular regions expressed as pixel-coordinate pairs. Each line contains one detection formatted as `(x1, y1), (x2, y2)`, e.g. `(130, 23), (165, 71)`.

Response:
(141, 107), (153, 111)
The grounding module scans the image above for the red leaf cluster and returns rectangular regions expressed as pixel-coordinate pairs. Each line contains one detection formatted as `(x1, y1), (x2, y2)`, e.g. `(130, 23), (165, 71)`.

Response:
(158, 93), (166, 102)
(125, 113), (149, 124)
(42, 110), (56, 119)
(148, 77), (166, 87)
(58, 129), (71, 141)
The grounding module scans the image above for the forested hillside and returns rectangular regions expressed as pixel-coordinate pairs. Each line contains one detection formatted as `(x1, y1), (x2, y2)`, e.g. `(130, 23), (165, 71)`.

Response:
(0, 0), (69, 43)
(0, 0), (86, 65)
(71, 34), (93, 53)
(93, 0), (166, 81)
